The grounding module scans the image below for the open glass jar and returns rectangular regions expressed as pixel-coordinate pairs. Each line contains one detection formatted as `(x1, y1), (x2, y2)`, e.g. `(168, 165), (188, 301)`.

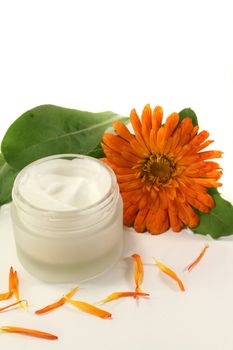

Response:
(11, 154), (123, 283)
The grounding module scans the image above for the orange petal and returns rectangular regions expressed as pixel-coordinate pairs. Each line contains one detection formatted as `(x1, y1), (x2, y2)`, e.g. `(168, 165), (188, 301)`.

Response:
(150, 188), (159, 204)
(64, 297), (111, 319)
(131, 254), (144, 293)
(130, 108), (142, 135)
(183, 161), (221, 177)
(99, 291), (149, 304)
(0, 300), (28, 312)
(108, 154), (135, 168)
(186, 195), (210, 213)
(141, 104), (152, 149)
(167, 200), (184, 232)
(153, 258), (185, 291)
(113, 121), (133, 142)
(121, 151), (141, 163)
(11, 271), (27, 310)
(190, 125), (199, 138)
(134, 207), (149, 233)
(9, 267), (14, 291)
(177, 200), (189, 224)
(12, 271), (19, 301)
(185, 244), (209, 272)
(0, 267), (14, 300)
(196, 192), (215, 208)
(152, 106), (163, 132)
(123, 205), (138, 226)
(147, 208), (169, 235)
(163, 136), (173, 154)
(100, 157), (118, 172)
(116, 173), (137, 183)
(119, 179), (142, 192)
(139, 194), (149, 210)
(123, 201), (132, 211)
(179, 118), (194, 146)
(130, 109), (150, 152)
(179, 154), (201, 165)
(102, 133), (129, 153)
(195, 140), (214, 152)
(180, 202), (200, 228)
(175, 144), (192, 161)
(115, 167), (137, 175)
(205, 170), (222, 180)
(190, 130), (209, 146)
(194, 178), (222, 188)
(178, 179), (206, 195)
(170, 127), (181, 151)
(176, 183), (198, 202)
(163, 112), (179, 140)
(35, 286), (79, 315)
(158, 189), (168, 209)
(0, 291), (12, 300)
(165, 186), (177, 201)
(149, 129), (158, 152)
(156, 126), (166, 152)
(130, 138), (149, 157)
(199, 150), (223, 160)
(121, 189), (143, 204)
(0, 326), (58, 340)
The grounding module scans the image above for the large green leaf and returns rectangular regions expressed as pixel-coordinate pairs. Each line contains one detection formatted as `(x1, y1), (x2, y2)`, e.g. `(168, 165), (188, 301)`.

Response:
(192, 189), (233, 238)
(1, 105), (128, 170)
(0, 154), (19, 205)
(178, 108), (198, 126)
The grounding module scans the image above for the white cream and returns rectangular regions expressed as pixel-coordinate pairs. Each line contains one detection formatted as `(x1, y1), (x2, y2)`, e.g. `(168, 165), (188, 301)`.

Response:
(18, 158), (112, 211)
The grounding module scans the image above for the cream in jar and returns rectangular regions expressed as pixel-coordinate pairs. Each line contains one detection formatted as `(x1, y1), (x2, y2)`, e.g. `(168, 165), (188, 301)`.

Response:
(11, 154), (123, 282)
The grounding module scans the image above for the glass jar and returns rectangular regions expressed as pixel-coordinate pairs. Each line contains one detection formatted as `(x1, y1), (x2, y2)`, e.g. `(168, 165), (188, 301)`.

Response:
(11, 154), (123, 283)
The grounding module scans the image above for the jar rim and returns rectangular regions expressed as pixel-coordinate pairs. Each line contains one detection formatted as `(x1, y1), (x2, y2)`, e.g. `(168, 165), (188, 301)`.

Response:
(12, 153), (117, 217)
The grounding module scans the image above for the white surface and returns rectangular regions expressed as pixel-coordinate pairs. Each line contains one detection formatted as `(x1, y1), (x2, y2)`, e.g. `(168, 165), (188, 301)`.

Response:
(0, 1), (233, 349)
(0, 204), (233, 350)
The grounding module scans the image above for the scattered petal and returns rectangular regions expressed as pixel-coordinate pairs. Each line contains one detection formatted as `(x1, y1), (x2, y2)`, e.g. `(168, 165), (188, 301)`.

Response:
(0, 326), (58, 340)
(12, 271), (27, 310)
(153, 257), (185, 291)
(35, 286), (79, 315)
(12, 271), (19, 301)
(0, 267), (14, 300)
(0, 300), (28, 312)
(185, 244), (209, 272)
(131, 254), (144, 293)
(64, 297), (112, 319)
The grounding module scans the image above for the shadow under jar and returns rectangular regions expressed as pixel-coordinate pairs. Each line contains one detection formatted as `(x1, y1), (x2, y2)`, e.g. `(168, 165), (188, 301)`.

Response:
(11, 154), (123, 283)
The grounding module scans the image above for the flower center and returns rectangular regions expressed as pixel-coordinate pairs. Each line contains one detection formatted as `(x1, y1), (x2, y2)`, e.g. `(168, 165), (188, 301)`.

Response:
(141, 153), (176, 185)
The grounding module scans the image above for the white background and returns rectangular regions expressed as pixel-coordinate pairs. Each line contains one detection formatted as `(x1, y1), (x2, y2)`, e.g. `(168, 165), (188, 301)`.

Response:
(0, 1), (233, 349)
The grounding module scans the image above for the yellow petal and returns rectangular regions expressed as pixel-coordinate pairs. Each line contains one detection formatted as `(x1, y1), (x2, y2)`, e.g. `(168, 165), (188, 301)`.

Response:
(153, 257), (185, 291)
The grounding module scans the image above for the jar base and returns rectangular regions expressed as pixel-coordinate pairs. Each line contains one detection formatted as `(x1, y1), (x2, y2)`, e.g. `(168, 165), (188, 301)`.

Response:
(15, 240), (123, 283)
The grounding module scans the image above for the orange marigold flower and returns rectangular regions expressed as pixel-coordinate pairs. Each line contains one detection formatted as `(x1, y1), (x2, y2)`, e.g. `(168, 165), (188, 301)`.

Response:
(101, 105), (222, 234)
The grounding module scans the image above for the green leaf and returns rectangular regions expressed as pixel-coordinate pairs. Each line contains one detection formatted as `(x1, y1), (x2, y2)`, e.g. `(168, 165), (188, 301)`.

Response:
(178, 108), (198, 126)
(0, 154), (4, 167)
(0, 154), (19, 205)
(87, 143), (105, 158)
(1, 104), (128, 170)
(192, 189), (233, 238)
